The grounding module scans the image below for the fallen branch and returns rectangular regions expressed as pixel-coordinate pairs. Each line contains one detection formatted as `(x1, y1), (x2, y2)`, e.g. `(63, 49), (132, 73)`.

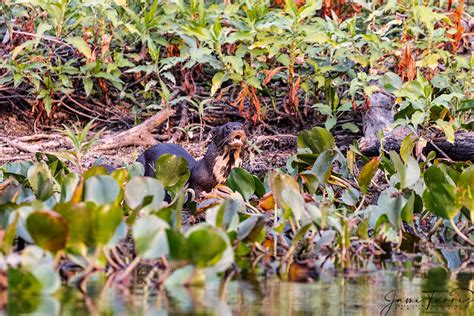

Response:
(94, 108), (173, 151)
(360, 90), (474, 161)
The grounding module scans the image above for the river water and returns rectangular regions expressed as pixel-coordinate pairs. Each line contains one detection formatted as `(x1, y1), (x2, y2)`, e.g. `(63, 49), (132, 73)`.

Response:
(4, 266), (473, 315)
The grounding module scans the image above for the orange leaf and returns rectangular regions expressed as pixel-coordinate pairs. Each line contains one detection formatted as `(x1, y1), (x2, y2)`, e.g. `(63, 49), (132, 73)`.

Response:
(262, 67), (285, 85)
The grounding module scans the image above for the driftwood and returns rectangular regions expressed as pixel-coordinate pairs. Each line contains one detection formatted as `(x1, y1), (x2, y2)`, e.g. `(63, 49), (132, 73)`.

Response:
(94, 108), (172, 151)
(360, 91), (474, 161)
(0, 134), (70, 153)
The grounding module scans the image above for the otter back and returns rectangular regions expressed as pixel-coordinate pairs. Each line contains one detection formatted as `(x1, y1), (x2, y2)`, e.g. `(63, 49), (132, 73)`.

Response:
(137, 143), (197, 177)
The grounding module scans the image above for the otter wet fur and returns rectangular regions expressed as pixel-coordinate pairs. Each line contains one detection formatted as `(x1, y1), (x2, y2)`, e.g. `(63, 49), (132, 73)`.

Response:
(137, 122), (246, 196)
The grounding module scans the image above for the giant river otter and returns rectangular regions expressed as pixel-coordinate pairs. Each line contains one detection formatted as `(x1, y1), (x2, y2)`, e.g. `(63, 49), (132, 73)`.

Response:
(137, 122), (246, 195)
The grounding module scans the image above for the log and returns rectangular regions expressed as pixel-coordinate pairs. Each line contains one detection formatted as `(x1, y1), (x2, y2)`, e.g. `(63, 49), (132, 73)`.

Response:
(360, 91), (474, 161)
(94, 108), (172, 151)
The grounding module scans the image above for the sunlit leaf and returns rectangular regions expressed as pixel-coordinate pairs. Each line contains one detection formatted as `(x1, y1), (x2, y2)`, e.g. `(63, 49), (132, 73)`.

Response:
(26, 210), (67, 253)
(125, 177), (165, 211)
(358, 157), (380, 195)
(155, 154), (190, 195)
(66, 37), (92, 59)
(84, 175), (120, 205)
(297, 127), (335, 155)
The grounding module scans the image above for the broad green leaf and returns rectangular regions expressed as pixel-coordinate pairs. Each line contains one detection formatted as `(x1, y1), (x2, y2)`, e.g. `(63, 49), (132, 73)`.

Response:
(8, 246), (60, 295)
(237, 215), (265, 242)
(311, 149), (337, 183)
(155, 154), (190, 195)
(55, 202), (122, 247)
(66, 37), (92, 59)
(456, 166), (474, 212)
(268, 172), (306, 221)
(423, 165), (459, 219)
(205, 199), (239, 232)
(382, 72), (402, 91)
(436, 120), (455, 144)
(166, 229), (190, 262)
(376, 188), (406, 229)
(389, 151), (420, 189)
(297, 127), (335, 155)
(186, 225), (227, 268)
(401, 192), (415, 224)
(133, 215), (169, 259)
(84, 175), (120, 205)
(27, 161), (54, 201)
(227, 167), (255, 201)
(124, 177), (165, 211)
(26, 210), (68, 253)
(211, 72), (227, 95)
(341, 187), (360, 206)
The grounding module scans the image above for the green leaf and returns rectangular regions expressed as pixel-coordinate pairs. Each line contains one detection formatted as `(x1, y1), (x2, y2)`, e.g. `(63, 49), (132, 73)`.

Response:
(237, 215), (265, 242)
(376, 188), (406, 229)
(297, 127), (335, 155)
(26, 210), (68, 253)
(55, 202), (122, 247)
(211, 72), (227, 96)
(358, 157), (380, 195)
(206, 199), (239, 231)
(8, 246), (60, 295)
(311, 149), (337, 184)
(456, 166), (474, 212)
(133, 215), (169, 259)
(436, 120), (455, 144)
(125, 177), (165, 211)
(154, 154), (190, 196)
(84, 175), (120, 205)
(389, 151), (420, 189)
(401, 192), (415, 224)
(83, 77), (93, 96)
(382, 72), (402, 91)
(227, 167), (255, 201)
(166, 229), (190, 262)
(400, 134), (416, 164)
(298, 0), (323, 21)
(66, 37), (92, 59)
(27, 161), (54, 201)
(341, 187), (360, 206)
(268, 172), (306, 221)
(253, 176), (266, 198)
(186, 225), (227, 268)
(423, 165), (459, 220)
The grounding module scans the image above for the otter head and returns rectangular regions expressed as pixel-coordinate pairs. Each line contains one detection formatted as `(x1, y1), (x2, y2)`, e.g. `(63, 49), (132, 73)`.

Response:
(207, 122), (246, 185)
(211, 122), (246, 150)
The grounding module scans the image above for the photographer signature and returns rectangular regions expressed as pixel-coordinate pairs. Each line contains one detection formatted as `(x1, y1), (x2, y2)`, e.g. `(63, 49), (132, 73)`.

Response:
(380, 288), (474, 316)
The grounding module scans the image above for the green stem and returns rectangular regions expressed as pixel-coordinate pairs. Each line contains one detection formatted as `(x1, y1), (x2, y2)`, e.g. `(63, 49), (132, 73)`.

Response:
(176, 192), (185, 233)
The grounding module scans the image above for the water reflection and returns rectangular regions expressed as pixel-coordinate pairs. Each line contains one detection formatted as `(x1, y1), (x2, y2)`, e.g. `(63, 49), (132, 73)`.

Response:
(3, 268), (473, 315)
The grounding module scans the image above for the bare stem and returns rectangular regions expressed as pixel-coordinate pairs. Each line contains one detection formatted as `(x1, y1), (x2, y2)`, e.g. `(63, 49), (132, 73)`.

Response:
(450, 218), (474, 247)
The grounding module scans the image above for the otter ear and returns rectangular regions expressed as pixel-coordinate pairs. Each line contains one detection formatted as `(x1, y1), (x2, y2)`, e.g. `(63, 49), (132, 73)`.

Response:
(210, 126), (222, 137)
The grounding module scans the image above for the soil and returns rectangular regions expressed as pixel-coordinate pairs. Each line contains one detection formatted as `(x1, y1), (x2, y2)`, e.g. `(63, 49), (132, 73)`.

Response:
(0, 112), (303, 176)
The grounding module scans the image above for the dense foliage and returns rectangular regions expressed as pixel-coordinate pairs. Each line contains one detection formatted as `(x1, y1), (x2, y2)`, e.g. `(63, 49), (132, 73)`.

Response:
(1, 0), (472, 135)
(1, 126), (473, 294)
